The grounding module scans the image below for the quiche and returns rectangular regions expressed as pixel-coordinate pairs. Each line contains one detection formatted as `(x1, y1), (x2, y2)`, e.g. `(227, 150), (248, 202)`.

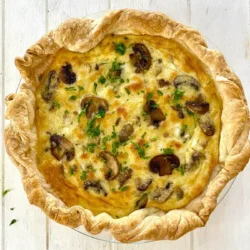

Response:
(4, 9), (250, 242)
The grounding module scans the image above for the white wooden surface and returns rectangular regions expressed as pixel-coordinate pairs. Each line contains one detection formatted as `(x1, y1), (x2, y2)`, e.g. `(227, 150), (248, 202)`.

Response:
(1, 0), (249, 249)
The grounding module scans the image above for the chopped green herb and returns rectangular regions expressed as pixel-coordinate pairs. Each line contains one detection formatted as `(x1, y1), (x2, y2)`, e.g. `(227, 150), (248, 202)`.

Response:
(78, 101), (91, 123)
(119, 186), (129, 192)
(111, 58), (122, 71)
(95, 108), (106, 119)
(125, 87), (130, 95)
(157, 90), (163, 96)
(10, 207), (15, 211)
(69, 95), (77, 101)
(142, 111), (148, 116)
(150, 103), (159, 109)
(119, 78), (125, 84)
(113, 42), (126, 55)
(112, 141), (121, 156)
(86, 143), (97, 153)
(146, 92), (153, 101)
(126, 79), (130, 83)
(64, 109), (69, 115)
(86, 118), (101, 138)
(93, 82), (98, 94)
(69, 166), (77, 175)
(172, 89), (184, 103)
(78, 86), (84, 91)
(9, 219), (17, 226)
(152, 137), (158, 141)
(80, 171), (87, 181)
(141, 132), (147, 139)
(176, 164), (185, 175)
(132, 142), (149, 159)
(185, 108), (197, 127)
(65, 86), (77, 91)
(98, 75), (106, 84)
(115, 95), (121, 98)
(51, 100), (60, 109)
(162, 147), (174, 155)
(2, 189), (12, 197)
(86, 165), (96, 172)
(120, 165), (129, 172)
(180, 124), (188, 136)
(108, 59), (123, 83)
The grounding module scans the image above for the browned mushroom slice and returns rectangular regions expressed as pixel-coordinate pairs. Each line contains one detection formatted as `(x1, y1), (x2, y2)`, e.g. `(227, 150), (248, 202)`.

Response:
(149, 154), (180, 176)
(199, 116), (215, 136)
(50, 134), (75, 161)
(41, 70), (58, 102)
(150, 182), (174, 203)
(119, 124), (134, 142)
(99, 151), (120, 180)
(175, 186), (184, 200)
(83, 180), (107, 196)
(135, 193), (148, 209)
(118, 168), (133, 187)
(135, 178), (152, 191)
(173, 75), (200, 90)
(81, 96), (109, 119)
(130, 43), (152, 73)
(186, 95), (209, 114)
(58, 63), (76, 84)
(158, 79), (171, 87)
(144, 100), (165, 126)
(171, 105), (185, 119)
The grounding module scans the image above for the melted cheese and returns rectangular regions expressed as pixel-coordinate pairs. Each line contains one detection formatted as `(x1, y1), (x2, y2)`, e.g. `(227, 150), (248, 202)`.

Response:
(35, 35), (221, 218)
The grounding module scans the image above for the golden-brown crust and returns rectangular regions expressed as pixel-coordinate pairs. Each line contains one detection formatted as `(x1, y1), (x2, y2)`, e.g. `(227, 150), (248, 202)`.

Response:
(5, 9), (250, 242)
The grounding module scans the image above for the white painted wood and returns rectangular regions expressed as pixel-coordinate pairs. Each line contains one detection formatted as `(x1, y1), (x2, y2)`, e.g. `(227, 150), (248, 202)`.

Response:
(190, 1), (250, 250)
(3, 1), (47, 250)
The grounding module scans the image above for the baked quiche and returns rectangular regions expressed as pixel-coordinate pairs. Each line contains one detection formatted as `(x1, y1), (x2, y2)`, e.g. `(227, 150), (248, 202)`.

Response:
(5, 9), (250, 243)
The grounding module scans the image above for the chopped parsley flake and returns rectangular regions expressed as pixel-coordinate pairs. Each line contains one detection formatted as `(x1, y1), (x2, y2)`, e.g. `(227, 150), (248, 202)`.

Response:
(69, 95), (77, 101)
(2, 189), (12, 197)
(141, 132), (147, 139)
(157, 90), (163, 96)
(176, 164), (185, 175)
(172, 89), (184, 103)
(126, 79), (130, 83)
(86, 118), (101, 138)
(125, 87), (130, 95)
(162, 147), (174, 155)
(80, 171), (87, 181)
(51, 101), (60, 109)
(69, 166), (77, 175)
(146, 92), (153, 101)
(86, 143), (97, 153)
(9, 219), (17, 226)
(93, 82), (98, 94)
(185, 108), (197, 127)
(78, 86), (84, 91)
(112, 141), (121, 156)
(113, 42), (126, 55)
(98, 75), (106, 84)
(132, 142), (150, 159)
(150, 103), (159, 109)
(142, 111), (148, 116)
(65, 86), (77, 91)
(78, 101), (91, 123)
(95, 108), (106, 118)
(119, 186), (129, 192)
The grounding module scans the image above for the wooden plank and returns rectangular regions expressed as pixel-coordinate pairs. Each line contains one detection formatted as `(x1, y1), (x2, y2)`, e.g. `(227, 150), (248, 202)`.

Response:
(3, 1), (47, 250)
(110, 1), (192, 249)
(191, 0), (250, 249)
(47, 1), (111, 249)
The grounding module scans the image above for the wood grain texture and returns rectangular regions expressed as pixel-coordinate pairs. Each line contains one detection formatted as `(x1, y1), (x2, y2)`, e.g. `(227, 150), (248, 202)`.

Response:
(191, 1), (250, 250)
(3, 1), (47, 250)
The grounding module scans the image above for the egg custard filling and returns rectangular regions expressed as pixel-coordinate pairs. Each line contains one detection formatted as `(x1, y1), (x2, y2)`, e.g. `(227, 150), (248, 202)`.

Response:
(36, 34), (221, 218)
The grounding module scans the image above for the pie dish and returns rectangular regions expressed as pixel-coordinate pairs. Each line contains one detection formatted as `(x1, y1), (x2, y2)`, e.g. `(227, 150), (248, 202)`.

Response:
(4, 9), (250, 242)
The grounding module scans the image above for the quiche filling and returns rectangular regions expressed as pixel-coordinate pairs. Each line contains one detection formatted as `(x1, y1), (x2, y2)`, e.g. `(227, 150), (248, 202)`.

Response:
(36, 34), (221, 218)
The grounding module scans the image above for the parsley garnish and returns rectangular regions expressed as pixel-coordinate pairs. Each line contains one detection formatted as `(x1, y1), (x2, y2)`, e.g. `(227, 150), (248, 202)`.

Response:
(93, 82), (98, 94)
(78, 86), (84, 91)
(113, 42), (126, 55)
(119, 186), (129, 192)
(112, 58), (122, 71)
(150, 103), (159, 109)
(95, 108), (106, 119)
(112, 141), (121, 156)
(132, 142), (149, 159)
(98, 75), (106, 84)
(125, 87), (130, 95)
(161, 147), (174, 155)
(180, 124), (188, 136)
(126, 79), (130, 83)
(185, 108), (197, 127)
(2, 189), (12, 197)
(172, 89), (184, 103)
(86, 143), (97, 153)
(176, 164), (185, 175)
(157, 90), (163, 96)
(9, 219), (17, 226)
(141, 132), (147, 139)
(80, 171), (87, 181)
(78, 101), (91, 123)
(86, 118), (101, 138)
(142, 111), (148, 116)
(69, 166), (77, 175)
(51, 101), (60, 109)
(102, 126), (117, 149)
(146, 92), (153, 101)
(65, 86), (77, 91)
(69, 95), (77, 101)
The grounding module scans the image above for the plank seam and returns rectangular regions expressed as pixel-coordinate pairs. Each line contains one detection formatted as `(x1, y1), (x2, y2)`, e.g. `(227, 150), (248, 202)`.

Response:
(1, 0), (6, 249)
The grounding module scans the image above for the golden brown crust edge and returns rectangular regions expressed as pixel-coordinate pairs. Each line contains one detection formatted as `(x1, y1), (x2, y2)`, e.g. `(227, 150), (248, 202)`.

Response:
(4, 9), (250, 243)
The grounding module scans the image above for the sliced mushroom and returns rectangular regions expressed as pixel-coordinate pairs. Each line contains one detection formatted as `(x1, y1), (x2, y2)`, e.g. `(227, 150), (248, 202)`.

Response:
(135, 178), (152, 191)
(135, 193), (148, 209)
(199, 116), (215, 136)
(144, 100), (165, 126)
(171, 105), (185, 119)
(173, 75), (200, 90)
(150, 182), (174, 203)
(175, 187), (184, 200)
(185, 151), (205, 170)
(186, 95), (209, 114)
(99, 151), (120, 181)
(50, 134), (75, 161)
(158, 79), (171, 87)
(149, 154), (180, 176)
(58, 63), (76, 84)
(41, 70), (58, 102)
(130, 43), (152, 73)
(119, 124), (134, 142)
(81, 96), (109, 119)
(118, 168), (133, 187)
(83, 180), (107, 196)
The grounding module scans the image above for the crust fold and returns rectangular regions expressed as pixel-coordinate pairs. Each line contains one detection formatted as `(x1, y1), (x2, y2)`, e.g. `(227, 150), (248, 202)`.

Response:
(5, 9), (250, 242)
